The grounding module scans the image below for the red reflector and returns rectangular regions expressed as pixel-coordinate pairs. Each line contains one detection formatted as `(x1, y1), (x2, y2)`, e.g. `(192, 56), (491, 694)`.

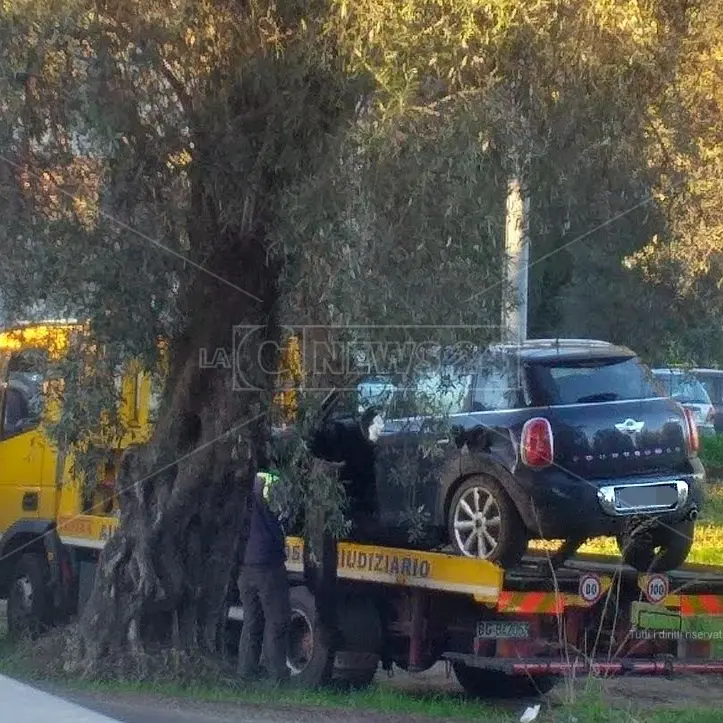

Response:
(60, 557), (73, 585)
(684, 408), (699, 453)
(521, 417), (554, 468)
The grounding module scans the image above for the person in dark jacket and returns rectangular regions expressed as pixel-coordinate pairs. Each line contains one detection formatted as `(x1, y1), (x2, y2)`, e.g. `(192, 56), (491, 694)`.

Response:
(238, 470), (291, 684)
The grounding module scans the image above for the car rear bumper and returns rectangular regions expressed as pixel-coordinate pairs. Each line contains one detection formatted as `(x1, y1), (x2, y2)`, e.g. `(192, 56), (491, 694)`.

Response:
(517, 460), (705, 539)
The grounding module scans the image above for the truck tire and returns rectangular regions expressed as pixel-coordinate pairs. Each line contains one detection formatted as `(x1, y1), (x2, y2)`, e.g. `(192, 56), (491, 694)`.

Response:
(617, 519), (695, 572)
(453, 663), (557, 698)
(333, 653), (380, 689)
(447, 476), (528, 568)
(287, 585), (335, 688)
(6, 554), (51, 638)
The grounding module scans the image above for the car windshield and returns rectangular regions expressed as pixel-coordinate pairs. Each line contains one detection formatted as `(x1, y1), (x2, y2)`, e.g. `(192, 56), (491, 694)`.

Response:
(529, 356), (661, 406)
(653, 373), (711, 404)
(357, 377), (397, 410)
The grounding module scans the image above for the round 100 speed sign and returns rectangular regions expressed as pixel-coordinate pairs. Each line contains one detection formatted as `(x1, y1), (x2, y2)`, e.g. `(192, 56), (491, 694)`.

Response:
(644, 574), (669, 604)
(579, 572), (603, 604)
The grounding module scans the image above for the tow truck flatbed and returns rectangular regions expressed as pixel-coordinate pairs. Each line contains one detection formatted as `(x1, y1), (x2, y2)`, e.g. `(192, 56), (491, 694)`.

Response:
(7, 518), (723, 695)
(227, 536), (723, 691)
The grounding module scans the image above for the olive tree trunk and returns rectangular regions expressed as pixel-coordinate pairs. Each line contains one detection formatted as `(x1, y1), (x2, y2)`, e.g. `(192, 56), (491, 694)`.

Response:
(77, 166), (282, 669)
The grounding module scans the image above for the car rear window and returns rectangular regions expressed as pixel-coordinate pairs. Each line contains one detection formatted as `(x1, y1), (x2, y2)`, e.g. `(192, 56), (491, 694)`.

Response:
(529, 357), (661, 406)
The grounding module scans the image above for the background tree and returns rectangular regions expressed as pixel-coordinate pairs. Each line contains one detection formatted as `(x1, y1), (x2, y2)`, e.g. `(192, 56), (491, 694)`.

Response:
(528, 1), (723, 366)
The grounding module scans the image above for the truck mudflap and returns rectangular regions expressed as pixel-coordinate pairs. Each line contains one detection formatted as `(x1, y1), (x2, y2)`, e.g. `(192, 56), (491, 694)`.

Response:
(443, 652), (723, 676)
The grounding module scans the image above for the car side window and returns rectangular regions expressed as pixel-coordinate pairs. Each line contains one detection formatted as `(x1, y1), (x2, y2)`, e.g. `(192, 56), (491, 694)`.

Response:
(471, 354), (523, 411)
(705, 376), (723, 406)
(357, 372), (471, 419)
(1, 348), (48, 439)
(408, 371), (472, 416)
(703, 378), (716, 403)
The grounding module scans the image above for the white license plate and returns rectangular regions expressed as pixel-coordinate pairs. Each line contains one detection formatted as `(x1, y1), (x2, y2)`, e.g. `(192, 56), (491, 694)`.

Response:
(615, 485), (678, 510)
(476, 621), (530, 640)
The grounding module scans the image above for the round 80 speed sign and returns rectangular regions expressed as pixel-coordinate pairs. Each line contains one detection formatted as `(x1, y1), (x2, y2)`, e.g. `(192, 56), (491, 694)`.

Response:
(579, 572), (603, 604)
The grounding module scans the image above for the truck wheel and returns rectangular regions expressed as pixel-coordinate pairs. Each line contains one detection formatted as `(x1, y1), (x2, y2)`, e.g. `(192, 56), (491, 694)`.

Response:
(447, 476), (528, 568)
(7, 554), (51, 638)
(617, 519), (695, 572)
(287, 586), (335, 688)
(453, 663), (557, 698)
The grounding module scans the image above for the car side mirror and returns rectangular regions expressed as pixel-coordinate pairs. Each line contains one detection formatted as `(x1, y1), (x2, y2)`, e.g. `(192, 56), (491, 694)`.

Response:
(360, 406), (385, 443)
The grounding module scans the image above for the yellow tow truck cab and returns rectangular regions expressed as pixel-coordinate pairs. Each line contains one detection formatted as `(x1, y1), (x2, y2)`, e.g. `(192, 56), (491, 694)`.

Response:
(0, 321), (153, 608)
(5, 321), (723, 694)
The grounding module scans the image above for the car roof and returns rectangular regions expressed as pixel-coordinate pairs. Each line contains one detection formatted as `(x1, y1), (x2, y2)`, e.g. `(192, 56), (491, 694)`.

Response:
(490, 338), (636, 362)
(651, 368), (705, 377)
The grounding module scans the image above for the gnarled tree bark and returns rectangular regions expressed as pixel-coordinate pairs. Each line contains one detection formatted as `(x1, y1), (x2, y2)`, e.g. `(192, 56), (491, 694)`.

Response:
(77, 165), (283, 670)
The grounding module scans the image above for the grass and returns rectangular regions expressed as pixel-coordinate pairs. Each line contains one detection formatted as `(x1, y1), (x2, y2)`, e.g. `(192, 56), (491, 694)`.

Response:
(39, 677), (514, 722)
(554, 691), (723, 723)
(530, 480), (723, 566)
(0, 636), (513, 722)
(1, 632), (723, 723)
(700, 435), (723, 471)
(0, 630), (510, 722)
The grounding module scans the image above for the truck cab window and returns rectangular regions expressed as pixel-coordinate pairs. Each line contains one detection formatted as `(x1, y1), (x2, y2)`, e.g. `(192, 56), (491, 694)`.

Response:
(2, 349), (48, 439)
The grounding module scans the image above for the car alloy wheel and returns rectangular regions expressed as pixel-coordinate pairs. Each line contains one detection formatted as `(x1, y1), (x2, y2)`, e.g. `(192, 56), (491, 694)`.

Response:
(452, 485), (502, 559)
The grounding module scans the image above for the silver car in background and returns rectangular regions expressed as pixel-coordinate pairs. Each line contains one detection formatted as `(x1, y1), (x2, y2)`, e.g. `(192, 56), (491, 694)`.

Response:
(652, 368), (716, 436)
(689, 368), (723, 433)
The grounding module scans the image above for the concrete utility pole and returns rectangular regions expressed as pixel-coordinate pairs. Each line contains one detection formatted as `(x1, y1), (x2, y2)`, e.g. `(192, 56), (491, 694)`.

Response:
(502, 174), (530, 346)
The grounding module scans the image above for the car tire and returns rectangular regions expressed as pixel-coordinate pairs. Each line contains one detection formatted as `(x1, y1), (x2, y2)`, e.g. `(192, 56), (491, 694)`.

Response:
(447, 475), (528, 568)
(287, 585), (335, 688)
(6, 553), (51, 639)
(453, 663), (557, 698)
(617, 519), (695, 572)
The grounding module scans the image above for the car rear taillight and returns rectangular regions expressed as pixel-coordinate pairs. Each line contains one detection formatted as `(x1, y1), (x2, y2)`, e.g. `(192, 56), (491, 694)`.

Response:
(684, 407), (700, 453)
(521, 417), (554, 468)
(707, 406), (716, 423)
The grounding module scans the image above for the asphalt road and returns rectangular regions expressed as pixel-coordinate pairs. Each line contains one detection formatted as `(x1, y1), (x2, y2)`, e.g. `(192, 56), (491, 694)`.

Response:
(1, 675), (121, 723)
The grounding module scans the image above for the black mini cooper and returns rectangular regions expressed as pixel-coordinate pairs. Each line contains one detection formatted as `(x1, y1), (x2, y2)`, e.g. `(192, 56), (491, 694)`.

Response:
(308, 339), (705, 572)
